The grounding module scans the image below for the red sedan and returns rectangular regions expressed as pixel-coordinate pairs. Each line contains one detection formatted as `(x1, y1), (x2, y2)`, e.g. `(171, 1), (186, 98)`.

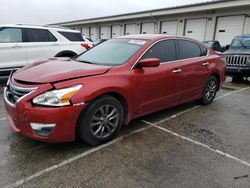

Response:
(4, 35), (226, 145)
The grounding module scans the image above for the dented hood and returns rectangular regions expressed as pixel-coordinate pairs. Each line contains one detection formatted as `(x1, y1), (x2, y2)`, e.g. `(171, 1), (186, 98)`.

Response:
(13, 58), (111, 84)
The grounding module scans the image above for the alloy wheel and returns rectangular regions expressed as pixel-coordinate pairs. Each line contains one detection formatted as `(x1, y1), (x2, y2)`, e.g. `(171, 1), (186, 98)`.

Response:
(205, 80), (217, 101)
(90, 105), (119, 139)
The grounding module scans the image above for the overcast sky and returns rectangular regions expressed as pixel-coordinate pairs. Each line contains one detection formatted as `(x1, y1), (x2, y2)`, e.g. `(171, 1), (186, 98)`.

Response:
(0, 0), (213, 25)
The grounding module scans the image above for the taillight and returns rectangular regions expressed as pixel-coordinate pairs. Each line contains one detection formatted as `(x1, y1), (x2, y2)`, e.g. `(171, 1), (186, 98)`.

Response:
(81, 43), (90, 50)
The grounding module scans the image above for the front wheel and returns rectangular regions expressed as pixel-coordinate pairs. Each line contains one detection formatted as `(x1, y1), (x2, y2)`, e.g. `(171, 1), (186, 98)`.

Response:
(77, 95), (124, 145)
(201, 76), (218, 105)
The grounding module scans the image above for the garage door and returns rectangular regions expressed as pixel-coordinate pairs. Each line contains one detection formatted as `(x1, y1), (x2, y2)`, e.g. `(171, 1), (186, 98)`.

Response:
(112, 25), (123, 38)
(141, 22), (155, 34)
(81, 27), (89, 37)
(215, 15), (245, 46)
(185, 18), (207, 42)
(100, 26), (111, 39)
(161, 21), (178, 35)
(125, 24), (138, 35)
(90, 27), (98, 41)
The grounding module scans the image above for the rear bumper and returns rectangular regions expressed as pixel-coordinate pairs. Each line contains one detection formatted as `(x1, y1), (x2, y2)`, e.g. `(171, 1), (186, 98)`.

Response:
(4, 90), (87, 143)
(226, 66), (250, 77)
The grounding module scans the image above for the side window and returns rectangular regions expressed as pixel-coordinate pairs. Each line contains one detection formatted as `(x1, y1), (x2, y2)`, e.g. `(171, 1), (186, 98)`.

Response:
(48, 31), (57, 42)
(178, 40), (202, 59)
(141, 40), (177, 63)
(25, 29), (57, 42)
(58, 32), (84, 41)
(0, 28), (22, 43)
(200, 45), (208, 56)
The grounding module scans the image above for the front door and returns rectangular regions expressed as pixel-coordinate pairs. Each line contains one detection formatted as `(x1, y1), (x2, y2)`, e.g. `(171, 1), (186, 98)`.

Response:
(132, 39), (182, 116)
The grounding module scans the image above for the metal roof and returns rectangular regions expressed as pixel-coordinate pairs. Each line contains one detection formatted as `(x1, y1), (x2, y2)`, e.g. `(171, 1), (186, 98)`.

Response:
(55, 0), (250, 26)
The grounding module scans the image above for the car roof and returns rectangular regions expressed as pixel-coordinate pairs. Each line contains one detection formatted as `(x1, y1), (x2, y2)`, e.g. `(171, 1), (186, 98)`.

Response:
(0, 24), (79, 33)
(235, 34), (250, 39)
(117, 34), (197, 41)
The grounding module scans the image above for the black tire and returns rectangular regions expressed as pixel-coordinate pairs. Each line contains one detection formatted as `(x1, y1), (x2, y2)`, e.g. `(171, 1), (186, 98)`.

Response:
(77, 95), (124, 145)
(232, 75), (244, 83)
(201, 76), (218, 105)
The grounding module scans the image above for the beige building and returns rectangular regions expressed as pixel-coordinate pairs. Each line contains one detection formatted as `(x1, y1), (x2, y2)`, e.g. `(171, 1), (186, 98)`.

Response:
(57, 0), (250, 46)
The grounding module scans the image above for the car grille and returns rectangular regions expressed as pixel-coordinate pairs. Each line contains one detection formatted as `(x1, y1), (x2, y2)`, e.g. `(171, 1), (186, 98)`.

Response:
(5, 82), (37, 105)
(225, 55), (249, 67)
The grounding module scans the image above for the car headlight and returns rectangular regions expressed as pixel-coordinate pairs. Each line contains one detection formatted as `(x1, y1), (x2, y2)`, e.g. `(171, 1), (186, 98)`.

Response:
(33, 85), (82, 107)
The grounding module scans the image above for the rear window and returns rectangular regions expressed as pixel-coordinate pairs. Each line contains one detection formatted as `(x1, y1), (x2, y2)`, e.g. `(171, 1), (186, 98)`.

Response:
(59, 31), (84, 41)
(25, 28), (57, 42)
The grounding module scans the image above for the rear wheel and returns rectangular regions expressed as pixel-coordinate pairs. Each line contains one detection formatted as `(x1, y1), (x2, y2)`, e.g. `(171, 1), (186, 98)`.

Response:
(77, 95), (124, 145)
(201, 76), (218, 105)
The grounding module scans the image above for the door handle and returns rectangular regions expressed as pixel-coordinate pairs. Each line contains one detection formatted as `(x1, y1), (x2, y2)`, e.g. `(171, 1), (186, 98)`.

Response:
(172, 68), (182, 73)
(12, 45), (22, 48)
(202, 62), (209, 66)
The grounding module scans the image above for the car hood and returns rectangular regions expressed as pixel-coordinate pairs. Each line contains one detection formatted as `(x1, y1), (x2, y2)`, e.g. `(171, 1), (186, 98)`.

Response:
(13, 58), (112, 84)
(223, 48), (250, 55)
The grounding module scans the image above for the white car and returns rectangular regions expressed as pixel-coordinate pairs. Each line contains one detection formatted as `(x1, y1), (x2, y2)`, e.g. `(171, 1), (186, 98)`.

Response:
(0, 24), (89, 77)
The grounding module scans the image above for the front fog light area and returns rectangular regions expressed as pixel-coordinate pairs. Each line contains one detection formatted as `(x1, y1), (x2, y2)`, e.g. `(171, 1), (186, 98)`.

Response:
(30, 123), (56, 137)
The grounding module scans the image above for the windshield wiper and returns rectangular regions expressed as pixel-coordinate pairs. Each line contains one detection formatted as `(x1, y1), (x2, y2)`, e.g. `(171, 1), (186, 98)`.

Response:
(76, 59), (95, 64)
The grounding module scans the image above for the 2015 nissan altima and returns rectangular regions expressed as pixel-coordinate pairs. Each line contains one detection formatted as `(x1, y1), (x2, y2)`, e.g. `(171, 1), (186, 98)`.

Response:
(4, 35), (226, 145)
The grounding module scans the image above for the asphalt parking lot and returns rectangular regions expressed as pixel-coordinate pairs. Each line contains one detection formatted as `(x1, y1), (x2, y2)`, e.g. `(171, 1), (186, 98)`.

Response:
(0, 78), (250, 188)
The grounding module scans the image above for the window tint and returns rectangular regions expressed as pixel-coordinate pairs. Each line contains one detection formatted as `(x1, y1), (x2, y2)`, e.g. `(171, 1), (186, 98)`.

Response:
(178, 40), (202, 59)
(25, 28), (57, 42)
(142, 40), (177, 63)
(59, 32), (84, 41)
(0, 28), (22, 43)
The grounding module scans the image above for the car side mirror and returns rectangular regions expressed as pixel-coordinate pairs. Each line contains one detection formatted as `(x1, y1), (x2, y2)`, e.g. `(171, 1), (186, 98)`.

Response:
(225, 45), (230, 50)
(138, 58), (160, 68)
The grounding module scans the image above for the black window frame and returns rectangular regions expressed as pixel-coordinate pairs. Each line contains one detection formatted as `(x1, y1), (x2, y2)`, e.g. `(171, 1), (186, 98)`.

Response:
(176, 39), (207, 60)
(58, 31), (84, 42)
(140, 39), (178, 63)
(23, 28), (57, 43)
(0, 27), (24, 43)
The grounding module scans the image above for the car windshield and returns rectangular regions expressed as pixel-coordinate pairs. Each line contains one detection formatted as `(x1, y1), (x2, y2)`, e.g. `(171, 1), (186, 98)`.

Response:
(76, 38), (148, 66)
(231, 37), (250, 49)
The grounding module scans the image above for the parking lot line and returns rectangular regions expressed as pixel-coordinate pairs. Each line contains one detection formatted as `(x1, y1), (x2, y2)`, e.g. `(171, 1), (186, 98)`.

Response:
(3, 87), (250, 188)
(142, 120), (250, 167)
(155, 87), (250, 125)
(3, 125), (153, 188)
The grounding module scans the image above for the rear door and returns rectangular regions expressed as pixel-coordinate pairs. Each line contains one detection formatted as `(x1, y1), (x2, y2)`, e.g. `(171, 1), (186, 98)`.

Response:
(0, 27), (27, 69)
(176, 39), (210, 103)
(24, 28), (58, 64)
(132, 39), (182, 116)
